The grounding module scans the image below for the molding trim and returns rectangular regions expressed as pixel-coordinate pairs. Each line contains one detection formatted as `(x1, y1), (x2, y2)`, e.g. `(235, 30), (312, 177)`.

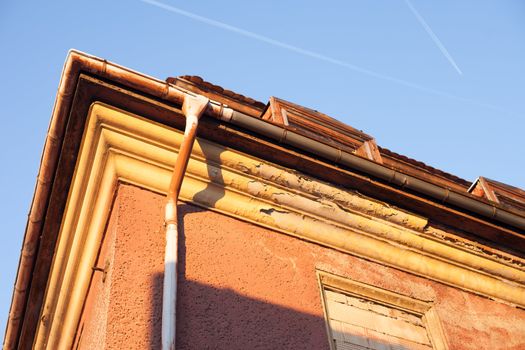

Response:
(34, 103), (525, 349)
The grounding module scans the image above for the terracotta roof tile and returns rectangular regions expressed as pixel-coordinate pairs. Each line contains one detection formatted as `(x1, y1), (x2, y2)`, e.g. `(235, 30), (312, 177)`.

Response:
(168, 75), (266, 110)
(379, 147), (470, 187)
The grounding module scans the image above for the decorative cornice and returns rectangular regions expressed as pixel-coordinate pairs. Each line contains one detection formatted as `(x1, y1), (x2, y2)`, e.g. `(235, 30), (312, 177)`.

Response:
(35, 102), (525, 348)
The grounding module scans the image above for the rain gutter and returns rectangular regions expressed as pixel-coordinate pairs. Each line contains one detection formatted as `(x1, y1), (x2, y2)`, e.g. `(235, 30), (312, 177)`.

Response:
(216, 109), (525, 232)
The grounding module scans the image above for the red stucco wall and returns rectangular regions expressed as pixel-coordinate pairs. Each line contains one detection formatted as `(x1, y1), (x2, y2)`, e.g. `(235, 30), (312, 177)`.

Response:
(76, 184), (525, 349)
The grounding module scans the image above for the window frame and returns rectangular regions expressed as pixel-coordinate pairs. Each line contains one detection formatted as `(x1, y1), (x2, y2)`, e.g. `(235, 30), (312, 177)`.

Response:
(317, 270), (449, 350)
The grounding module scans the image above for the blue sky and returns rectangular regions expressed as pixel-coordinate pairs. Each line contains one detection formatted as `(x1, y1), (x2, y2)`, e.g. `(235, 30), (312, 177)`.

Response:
(1, 0), (524, 339)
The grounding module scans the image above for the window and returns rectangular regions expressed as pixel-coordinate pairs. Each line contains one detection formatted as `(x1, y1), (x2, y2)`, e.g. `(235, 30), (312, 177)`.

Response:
(318, 271), (448, 350)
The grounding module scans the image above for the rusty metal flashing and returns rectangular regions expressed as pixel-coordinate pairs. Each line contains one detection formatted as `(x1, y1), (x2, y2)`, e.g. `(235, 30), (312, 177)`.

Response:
(5, 50), (525, 349)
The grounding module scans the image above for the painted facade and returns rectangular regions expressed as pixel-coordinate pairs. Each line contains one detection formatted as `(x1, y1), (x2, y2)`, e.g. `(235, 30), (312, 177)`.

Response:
(4, 51), (525, 349)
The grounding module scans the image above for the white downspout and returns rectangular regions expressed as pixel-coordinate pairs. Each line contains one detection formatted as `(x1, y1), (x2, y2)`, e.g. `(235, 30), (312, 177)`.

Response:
(162, 94), (209, 350)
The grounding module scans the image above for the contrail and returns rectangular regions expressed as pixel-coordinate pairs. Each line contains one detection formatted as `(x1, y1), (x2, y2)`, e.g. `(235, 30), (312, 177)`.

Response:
(140, 0), (509, 114)
(405, 0), (463, 75)
(140, 0), (438, 92)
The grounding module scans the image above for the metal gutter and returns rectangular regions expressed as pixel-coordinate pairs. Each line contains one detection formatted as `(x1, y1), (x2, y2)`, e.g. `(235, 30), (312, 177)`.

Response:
(3, 50), (213, 350)
(4, 49), (525, 349)
(219, 109), (525, 232)
(3, 51), (82, 349)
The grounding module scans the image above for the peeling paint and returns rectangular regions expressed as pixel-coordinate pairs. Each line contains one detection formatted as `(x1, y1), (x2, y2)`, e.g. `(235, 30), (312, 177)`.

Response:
(189, 153), (525, 283)
(425, 226), (525, 270)
(259, 207), (289, 216)
(249, 163), (428, 231)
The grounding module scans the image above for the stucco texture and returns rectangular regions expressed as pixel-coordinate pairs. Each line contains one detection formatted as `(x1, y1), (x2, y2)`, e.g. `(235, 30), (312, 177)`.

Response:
(76, 184), (525, 349)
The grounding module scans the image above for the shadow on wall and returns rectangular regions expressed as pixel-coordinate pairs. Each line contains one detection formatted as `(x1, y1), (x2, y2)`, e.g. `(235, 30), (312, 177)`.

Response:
(191, 139), (226, 209)
(147, 206), (414, 350)
(149, 275), (331, 349)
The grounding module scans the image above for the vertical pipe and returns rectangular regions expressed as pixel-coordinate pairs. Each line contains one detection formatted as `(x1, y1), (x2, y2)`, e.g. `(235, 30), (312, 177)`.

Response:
(162, 95), (208, 350)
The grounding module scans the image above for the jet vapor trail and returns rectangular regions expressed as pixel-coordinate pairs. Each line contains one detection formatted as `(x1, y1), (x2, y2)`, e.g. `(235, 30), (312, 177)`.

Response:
(140, 0), (509, 114)
(140, 0), (437, 92)
(404, 0), (463, 75)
